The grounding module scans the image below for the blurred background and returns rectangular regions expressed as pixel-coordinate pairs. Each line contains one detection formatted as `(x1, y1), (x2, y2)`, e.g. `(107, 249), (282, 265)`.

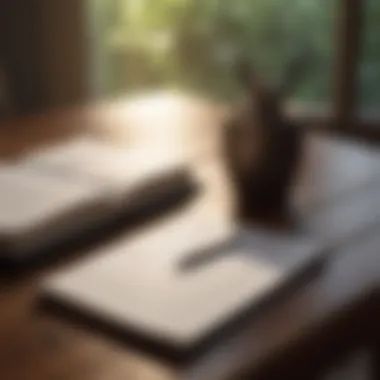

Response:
(89, 0), (334, 103)
(1, 0), (379, 116)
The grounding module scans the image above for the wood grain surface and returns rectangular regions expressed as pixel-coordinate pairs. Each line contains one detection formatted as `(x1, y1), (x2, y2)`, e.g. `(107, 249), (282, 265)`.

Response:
(0, 92), (380, 380)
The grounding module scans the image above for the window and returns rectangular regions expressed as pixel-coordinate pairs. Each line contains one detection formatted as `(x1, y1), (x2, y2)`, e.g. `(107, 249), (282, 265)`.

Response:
(89, 0), (378, 133)
(90, 0), (334, 99)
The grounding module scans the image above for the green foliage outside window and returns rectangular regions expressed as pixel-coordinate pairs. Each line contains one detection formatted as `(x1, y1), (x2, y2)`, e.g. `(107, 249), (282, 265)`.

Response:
(91, 0), (338, 103)
(361, 0), (380, 108)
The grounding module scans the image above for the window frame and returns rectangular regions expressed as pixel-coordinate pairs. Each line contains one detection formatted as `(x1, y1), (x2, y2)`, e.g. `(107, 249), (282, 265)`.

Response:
(289, 0), (380, 142)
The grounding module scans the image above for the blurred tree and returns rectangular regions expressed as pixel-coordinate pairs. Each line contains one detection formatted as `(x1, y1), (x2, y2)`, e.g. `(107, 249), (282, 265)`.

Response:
(91, 0), (336, 103)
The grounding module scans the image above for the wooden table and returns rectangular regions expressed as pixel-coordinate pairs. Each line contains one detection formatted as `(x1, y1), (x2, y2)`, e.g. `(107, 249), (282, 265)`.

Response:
(1, 92), (380, 380)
